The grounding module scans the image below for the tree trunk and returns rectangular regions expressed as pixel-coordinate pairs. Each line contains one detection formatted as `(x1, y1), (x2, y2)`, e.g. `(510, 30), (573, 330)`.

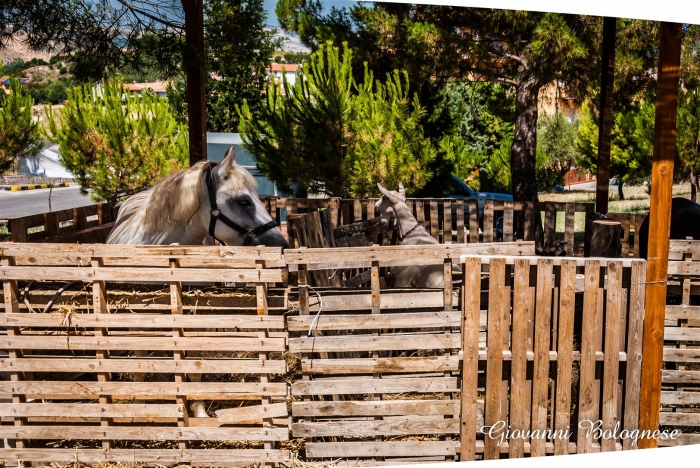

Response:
(511, 78), (542, 243)
(182, 0), (207, 165)
(595, 17), (617, 214)
(588, 220), (623, 257)
(691, 170), (697, 202)
(617, 180), (625, 200)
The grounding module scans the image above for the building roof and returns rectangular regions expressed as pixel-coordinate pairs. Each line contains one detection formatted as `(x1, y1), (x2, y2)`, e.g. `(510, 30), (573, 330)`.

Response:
(1, 77), (32, 85)
(268, 63), (300, 73)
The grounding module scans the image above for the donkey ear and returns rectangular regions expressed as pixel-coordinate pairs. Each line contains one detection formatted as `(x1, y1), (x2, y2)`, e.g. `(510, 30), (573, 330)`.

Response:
(377, 183), (391, 198)
(398, 183), (405, 196)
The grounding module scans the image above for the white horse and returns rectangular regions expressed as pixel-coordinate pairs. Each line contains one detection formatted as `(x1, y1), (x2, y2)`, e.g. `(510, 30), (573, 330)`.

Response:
(106, 147), (289, 418)
(106, 147), (289, 248)
(375, 182), (461, 288)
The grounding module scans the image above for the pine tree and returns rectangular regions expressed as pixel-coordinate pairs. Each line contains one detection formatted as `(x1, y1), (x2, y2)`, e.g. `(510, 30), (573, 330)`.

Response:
(238, 42), (437, 198)
(46, 78), (189, 205)
(0, 76), (43, 173)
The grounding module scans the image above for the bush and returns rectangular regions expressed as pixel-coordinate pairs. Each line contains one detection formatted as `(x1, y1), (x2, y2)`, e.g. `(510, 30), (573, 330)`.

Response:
(0, 77), (43, 173)
(45, 77), (189, 205)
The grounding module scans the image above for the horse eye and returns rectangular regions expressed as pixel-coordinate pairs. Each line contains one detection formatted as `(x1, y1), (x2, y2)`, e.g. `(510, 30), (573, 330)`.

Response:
(238, 200), (251, 206)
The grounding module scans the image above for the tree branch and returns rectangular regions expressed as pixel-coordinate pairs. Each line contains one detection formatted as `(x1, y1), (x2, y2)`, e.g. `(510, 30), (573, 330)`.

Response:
(116, 0), (182, 30)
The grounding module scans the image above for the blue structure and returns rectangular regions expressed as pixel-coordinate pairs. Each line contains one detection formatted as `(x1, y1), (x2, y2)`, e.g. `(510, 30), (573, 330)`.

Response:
(206, 133), (278, 196)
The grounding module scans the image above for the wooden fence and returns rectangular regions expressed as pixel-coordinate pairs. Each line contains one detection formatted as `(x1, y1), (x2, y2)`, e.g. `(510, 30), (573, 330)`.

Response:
(0, 243), (289, 466)
(7, 203), (118, 244)
(606, 212), (647, 257)
(660, 240), (700, 446)
(1, 241), (652, 465)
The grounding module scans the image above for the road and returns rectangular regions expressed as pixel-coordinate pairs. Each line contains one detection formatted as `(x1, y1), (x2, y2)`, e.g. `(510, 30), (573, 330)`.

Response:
(0, 186), (94, 219)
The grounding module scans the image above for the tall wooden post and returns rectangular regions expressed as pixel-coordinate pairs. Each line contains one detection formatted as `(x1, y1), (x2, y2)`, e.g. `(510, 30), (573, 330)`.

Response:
(595, 17), (617, 214)
(638, 21), (683, 449)
(182, 0), (207, 165)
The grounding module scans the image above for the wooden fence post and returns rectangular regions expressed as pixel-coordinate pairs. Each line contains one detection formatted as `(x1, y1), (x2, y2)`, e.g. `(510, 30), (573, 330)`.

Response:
(9, 218), (27, 243)
(639, 21), (683, 449)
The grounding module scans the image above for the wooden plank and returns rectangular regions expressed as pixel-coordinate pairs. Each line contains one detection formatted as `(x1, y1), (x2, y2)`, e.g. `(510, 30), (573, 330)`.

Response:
(0, 358), (286, 374)
(623, 260), (646, 450)
(1, 335), (285, 352)
(577, 260), (601, 453)
(484, 257), (506, 460)
(503, 201), (514, 241)
(664, 327), (700, 341)
(531, 258), (554, 457)
(305, 441), (456, 458)
(601, 261), (623, 452)
(285, 242), (536, 267)
(665, 305), (700, 320)
(456, 200), (465, 244)
(662, 370), (700, 384)
(0, 313), (285, 329)
(0, 243), (284, 262)
(0, 425), (289, 441)
(554, 260), (576, 455)
(288, 311), (460, 331)
(0, 403), (181, 418)
(0, 266), (283, 283)
(0, 449), (289, 464)
(443, 201), (453, 243)
(300, 356), (460, 374)
(430, 200), (439, 240)
(292, 418), (460, 438)
(660, 391), (700, 405)
(483, 201), (494, 243)
(468, 200), (479, 243)
(460, 257), (482, 461)
(663, 349), (700, 361)
(289, 333), (461, 353)
(545, 202), (556, 248)
(565, 203), (575, 253)
(0, 381), (287, 399)
(293, 400), (462, 417)
(216, 403), (288, 424)
(659, 412), (700, 426)
(509, 258), (531, 458)
(292, 377), (458, 396)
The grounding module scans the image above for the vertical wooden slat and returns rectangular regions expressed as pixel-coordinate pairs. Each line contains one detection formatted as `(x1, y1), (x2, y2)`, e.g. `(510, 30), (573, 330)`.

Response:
(91, 258), (113, 450)
(484, 258), (506, 460)
(623, 260), (647, 449)
(577, 260), (601, 453)
(455, 200), (465, 244)
(429, 201), (439, 240)
(341, 200), (350, 226)
(73, 206), (87, 232)
(483, 201), (494, 243)
(554, 260), (576, 455)
(371, 261), (380, 316)
(460, 257), (481, 461)
(442, 201), (452, 244)
(504, 201), (514, 242)
(468, 200), (479, 244)
(168, 258), (189, 450)
(415, 200), (426, 231)
(2, 256), (25, 451)
(602, 261), (623, 452)
(524, 201), (535, 242)
(530, 258), (553, 457)
(329, 198), (340, 228)
(353, 200), (362, 223)
(9, 218), (27, 242)
(565, 203), (575, 254)
(43, 211), (59, 238)
(443, 258), (453, 311)
(545, 202), (556, 249)
(509, 258), (531, 458)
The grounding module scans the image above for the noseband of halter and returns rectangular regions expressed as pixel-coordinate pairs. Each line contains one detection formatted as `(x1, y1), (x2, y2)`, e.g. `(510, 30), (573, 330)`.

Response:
(204, 164), (278, 246)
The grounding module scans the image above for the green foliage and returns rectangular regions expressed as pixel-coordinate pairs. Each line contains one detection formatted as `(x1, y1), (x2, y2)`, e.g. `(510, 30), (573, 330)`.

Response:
(282, 52), (309, 63)
(676, 25), (700, 186)
(0, 76), (43, 173)
(168, 0), (281, 132)
(536, 112), (580, 192)
(431, 81), (515, 189)
(1, 58), (26, 76)
(238, 42), (437, 198)
(45, 77), (188, 205)
(575, 101), (654, 196)
(26, 78), (73, 105)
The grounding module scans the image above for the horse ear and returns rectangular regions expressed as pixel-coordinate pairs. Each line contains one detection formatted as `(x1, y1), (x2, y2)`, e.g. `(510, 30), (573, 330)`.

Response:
(219, 147), (237, 175)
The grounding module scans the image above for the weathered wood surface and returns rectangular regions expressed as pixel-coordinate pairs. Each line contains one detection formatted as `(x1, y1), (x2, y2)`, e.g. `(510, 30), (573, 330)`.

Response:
(0, 449), (290, 464)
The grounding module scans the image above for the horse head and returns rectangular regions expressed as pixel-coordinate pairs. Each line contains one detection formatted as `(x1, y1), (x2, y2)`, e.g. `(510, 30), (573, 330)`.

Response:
(207, 147), (290, 249)
(375, 182), (406, 226)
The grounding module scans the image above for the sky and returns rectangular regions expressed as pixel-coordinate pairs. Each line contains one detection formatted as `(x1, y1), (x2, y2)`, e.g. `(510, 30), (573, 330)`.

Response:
(263, 0), (360, 28)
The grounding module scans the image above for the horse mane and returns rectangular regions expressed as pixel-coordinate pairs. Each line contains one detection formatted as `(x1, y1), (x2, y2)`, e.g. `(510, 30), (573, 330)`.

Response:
(141, 159), (258, 233)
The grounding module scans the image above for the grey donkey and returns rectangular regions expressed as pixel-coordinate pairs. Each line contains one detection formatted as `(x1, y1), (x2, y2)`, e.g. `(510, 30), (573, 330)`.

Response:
(375, 183), (462, 288)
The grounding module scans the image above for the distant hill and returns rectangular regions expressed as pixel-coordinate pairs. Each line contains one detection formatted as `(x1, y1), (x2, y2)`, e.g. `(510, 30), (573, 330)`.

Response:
(273, 30), (311, 54)
(0, 37), (52, 63)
